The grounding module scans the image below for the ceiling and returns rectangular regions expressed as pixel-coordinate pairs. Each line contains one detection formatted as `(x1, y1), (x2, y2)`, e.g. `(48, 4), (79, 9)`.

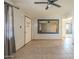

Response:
(12, 0), (74, 18)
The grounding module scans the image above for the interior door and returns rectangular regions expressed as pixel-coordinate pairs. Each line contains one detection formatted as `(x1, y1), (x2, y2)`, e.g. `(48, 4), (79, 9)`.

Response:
(24, 17), (31, 44)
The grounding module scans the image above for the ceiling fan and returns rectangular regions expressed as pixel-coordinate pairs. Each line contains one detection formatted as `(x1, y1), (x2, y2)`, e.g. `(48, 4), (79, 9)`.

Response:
(34, 0), (61, 10)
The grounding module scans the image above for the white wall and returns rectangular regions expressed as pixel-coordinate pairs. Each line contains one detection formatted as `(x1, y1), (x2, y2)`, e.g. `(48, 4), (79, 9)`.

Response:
(13, 8), (32, 50)
(32, 17), (62, 39)
(4, 0), (24, 50)
(5, 0), (32, 50)
(13, 8), (25, 50)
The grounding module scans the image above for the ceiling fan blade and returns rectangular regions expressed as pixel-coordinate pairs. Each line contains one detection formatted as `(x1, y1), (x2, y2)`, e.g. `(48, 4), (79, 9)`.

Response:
(48, 0), (58, 2)
(53, 0), (58, 2)
(34, 2), (48, 4)
(52, 3), (61, 7)
(45, 5), (49, 10)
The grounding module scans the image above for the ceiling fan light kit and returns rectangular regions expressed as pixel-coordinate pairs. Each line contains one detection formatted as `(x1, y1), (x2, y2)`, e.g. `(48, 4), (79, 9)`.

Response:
(48, 4), (51, 8)
(34, 0), (61, 10)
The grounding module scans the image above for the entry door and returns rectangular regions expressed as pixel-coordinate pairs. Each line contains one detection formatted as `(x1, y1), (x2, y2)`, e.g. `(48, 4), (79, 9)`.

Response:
(24, 17), (31, 44)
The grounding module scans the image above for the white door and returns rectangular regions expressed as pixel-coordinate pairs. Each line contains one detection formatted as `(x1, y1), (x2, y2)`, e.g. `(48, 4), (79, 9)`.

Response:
(24, 17), (31, 44)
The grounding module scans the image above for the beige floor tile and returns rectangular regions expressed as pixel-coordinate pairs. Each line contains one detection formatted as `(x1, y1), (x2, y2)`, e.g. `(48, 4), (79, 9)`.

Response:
(10, 38), (74, 59)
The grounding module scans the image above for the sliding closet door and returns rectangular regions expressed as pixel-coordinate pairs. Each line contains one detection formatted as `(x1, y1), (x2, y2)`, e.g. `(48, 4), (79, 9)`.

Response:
(24, 17), (31, 44)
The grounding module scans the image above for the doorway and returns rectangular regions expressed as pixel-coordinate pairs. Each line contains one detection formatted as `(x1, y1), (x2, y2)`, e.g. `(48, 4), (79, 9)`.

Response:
(62, 17), (73, 38)
(62, 17), (74, 45)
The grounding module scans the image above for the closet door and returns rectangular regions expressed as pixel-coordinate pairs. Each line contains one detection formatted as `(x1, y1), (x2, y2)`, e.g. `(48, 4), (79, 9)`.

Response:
(25, 17), (31, 44)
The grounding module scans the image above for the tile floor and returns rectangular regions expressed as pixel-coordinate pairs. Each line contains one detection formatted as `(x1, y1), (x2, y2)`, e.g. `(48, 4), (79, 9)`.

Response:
(10, 38), (74, 59)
